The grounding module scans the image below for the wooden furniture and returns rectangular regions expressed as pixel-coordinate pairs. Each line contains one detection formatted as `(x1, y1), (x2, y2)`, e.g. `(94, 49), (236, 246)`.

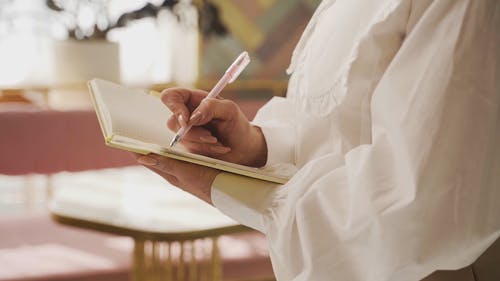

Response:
(0, 99), (275, 281)
(49, 166), (274, 281)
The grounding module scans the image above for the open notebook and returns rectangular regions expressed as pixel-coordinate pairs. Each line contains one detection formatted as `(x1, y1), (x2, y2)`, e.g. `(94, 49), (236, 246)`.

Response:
(88, 79), (291, 184)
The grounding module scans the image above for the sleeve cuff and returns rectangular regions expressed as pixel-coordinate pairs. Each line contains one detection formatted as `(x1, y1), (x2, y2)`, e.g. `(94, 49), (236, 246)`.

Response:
(251, 97), (295, 166)
(211, 172), (280, 233)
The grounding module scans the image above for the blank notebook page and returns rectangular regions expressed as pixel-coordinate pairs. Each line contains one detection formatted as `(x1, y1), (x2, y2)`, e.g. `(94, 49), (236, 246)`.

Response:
(95, 80), (174, 147)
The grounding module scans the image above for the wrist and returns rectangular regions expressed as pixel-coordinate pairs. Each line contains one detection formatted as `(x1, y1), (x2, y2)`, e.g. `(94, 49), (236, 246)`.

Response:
(246, 125), (268, 167)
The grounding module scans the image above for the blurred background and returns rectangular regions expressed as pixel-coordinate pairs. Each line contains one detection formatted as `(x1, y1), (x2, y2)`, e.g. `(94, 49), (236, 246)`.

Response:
(0, 0), (320, 280)
(0, 0), (321, 107)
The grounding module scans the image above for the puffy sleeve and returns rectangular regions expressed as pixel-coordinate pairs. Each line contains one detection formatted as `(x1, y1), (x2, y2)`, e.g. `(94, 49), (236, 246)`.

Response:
(212, 0), (500, 280)
(211, 96), (297, 232)
(251, 96), (297, 166)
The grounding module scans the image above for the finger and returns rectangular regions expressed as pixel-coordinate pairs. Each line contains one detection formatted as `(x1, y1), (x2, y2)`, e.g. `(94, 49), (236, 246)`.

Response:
(137, 154), (182, 174)
(167, 118), (216, 143)
(161, 88), (209, 110)
(161, 88), (208, 123)
(167, 115), (181, 132)
(138, 154), (219, 192)
(142, 165), (180, 187)
(189, 99), (243, 126)
(178, 115), (187, 128)
(181, 141), (231, 156)
(181, 127), (218, 144)
(166, 112), (188, 129)
(160, 89), (190, 123)
(136, 154), (159, 166)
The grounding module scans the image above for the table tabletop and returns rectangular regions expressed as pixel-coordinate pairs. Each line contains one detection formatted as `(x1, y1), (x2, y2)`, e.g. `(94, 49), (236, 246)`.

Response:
(49, 166), (250, 241)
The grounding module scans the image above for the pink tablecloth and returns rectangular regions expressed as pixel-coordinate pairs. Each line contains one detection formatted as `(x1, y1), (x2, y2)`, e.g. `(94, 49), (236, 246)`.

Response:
(0, 108), (137, 175)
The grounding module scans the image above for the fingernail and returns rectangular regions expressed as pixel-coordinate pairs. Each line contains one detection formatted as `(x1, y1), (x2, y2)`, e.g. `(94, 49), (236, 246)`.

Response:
(189, 112), (202, 123)
(178, 114), (187, 128)
(210, 146), (231, 153)
(200, 136), (217, 143)
(137, 156), (158, 166)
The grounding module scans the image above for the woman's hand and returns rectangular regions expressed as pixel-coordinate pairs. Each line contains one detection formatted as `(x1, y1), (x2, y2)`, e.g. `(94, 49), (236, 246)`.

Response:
(135, 153), (219, 205)
(161, 88), (268, 167)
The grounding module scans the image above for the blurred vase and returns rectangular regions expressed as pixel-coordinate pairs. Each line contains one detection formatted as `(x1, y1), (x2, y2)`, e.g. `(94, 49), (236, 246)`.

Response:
(53, 40), (120, 84)
(172, 0), (199, 87)
(50, 40), (120, 109)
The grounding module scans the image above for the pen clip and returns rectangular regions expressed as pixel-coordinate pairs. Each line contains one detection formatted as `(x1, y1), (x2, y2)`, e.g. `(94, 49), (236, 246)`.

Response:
(227, 51), (250, 83)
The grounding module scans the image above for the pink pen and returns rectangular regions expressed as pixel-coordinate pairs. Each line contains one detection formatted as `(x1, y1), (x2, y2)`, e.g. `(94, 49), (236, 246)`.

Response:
(169, 51), (251, 147)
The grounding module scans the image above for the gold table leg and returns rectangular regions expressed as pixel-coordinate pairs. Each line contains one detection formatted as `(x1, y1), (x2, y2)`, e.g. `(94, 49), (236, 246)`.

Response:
(133, 238), (146, 281)
(211, 237), (222, 281)
(133, 237), (223, 281)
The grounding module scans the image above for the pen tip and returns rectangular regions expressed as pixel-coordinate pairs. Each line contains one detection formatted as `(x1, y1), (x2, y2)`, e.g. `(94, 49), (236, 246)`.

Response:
(169, 135), (180, 147)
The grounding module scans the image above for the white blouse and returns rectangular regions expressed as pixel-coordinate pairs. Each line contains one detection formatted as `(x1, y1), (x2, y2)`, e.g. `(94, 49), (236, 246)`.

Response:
(212, 0), (500, 280)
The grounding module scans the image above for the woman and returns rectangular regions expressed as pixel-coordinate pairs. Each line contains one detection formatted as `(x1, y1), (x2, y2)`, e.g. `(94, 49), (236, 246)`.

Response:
(137, 0), (500, 280)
